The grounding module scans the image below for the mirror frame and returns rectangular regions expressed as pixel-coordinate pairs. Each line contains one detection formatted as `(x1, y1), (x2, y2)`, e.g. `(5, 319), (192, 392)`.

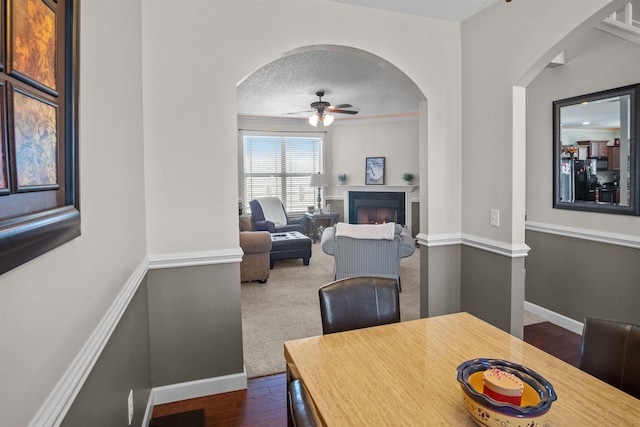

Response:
(553, 83), (640, 216)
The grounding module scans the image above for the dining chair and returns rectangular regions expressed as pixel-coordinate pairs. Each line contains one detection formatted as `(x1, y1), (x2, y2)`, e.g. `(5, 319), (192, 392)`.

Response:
(318, 276), (400, 335)
(579, 317), (640, 399)
(288, 379), (320, 427)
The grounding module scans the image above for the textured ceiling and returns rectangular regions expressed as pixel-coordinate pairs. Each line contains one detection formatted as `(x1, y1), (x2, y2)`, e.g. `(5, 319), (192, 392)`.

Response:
(327, 0), (500, 22)
(237, 49), (420, 122)
(237, 0), (501, 123)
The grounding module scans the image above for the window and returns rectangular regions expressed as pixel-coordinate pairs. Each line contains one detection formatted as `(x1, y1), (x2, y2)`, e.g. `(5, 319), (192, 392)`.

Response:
(0, 0), (80, 275)
(242, 132), (324, 214)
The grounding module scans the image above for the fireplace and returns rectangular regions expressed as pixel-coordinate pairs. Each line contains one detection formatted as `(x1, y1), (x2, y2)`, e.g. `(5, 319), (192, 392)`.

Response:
(348, 191), (405, 226)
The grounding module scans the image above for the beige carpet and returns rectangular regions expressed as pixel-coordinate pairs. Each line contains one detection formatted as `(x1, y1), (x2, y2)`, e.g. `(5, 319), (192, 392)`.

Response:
(241, 242), (420, 378)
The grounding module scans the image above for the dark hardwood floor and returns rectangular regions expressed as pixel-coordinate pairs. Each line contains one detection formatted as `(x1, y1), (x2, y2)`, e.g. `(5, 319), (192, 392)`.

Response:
(523, 321), (582, 368)
(151, 374), (287, 427)
(150, 321), (581, 427)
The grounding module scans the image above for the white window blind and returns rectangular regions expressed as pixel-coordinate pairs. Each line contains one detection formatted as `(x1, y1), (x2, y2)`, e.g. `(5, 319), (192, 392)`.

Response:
(242, 133), (324, 214)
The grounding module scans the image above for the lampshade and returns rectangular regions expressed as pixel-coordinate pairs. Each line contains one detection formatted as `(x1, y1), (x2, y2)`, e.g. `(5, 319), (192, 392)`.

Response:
(323, 113), (334, 126)
(308, 111), (334, 127)
(309, 173), (329, 187)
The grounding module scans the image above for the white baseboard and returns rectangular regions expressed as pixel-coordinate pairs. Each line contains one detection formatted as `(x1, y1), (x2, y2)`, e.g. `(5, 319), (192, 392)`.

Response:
(524, 301), (584, 335)
(142, 371), (248, 426)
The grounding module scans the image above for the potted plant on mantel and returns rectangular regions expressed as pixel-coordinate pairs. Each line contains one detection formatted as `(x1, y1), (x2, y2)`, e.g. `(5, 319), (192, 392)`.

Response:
(338, 173), (347, 185)
(402, 172), (415, 185)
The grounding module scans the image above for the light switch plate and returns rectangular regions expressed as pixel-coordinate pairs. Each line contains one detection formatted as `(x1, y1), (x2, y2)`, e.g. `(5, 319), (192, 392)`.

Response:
(490, 209), (500, 227)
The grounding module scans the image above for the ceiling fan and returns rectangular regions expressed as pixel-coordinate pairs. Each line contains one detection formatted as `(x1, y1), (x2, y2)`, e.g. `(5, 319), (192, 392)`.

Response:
(286, 90), (358, 126)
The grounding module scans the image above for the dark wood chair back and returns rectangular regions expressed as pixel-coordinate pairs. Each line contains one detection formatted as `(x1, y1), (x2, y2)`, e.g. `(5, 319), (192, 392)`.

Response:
(318, 276), (400, 335)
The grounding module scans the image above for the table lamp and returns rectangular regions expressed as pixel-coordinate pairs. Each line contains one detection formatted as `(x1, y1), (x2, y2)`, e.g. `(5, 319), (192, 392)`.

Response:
(309, 173), (329, 212)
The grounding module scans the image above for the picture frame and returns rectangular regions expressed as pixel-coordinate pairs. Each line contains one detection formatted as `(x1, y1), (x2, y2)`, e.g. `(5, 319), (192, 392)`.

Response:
(13, 88), (59, 191)
(0, 0), (80, 276)
(365, 156), (385, 185)
(0, 85), (8, 195)
(10, 0), (58, 95)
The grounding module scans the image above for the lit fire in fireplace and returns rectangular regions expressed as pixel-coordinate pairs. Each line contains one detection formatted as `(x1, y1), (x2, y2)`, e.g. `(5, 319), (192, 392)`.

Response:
(348, 191), (406, 226)
(356, 207), (398, 225)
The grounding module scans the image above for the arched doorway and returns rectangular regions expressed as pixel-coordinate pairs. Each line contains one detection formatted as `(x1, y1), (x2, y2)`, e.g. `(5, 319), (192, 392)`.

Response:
(237, 44), (427, 378)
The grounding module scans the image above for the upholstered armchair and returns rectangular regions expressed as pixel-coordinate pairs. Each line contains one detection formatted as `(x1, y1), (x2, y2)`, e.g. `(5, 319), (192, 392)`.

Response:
(239, 216), (271, 283)
(249, 197), (306, 234)
(320, 222), (415, 290)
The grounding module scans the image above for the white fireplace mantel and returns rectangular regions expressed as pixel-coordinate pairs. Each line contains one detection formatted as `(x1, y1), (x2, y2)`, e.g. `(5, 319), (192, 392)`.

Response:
(339, 185), (418, 234)
(338, 184), (418, 193)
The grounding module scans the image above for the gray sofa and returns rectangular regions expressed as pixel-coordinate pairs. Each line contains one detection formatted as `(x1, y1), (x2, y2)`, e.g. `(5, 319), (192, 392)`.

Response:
(320, 223), (415, 290)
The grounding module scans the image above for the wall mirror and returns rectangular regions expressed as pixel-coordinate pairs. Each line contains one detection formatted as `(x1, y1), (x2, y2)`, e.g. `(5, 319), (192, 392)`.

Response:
(553, 83), (639, 215)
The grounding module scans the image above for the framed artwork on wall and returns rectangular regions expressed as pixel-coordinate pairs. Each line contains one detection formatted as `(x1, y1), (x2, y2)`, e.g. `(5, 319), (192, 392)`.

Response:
(0, 85), (7, 195)
(11, 0), (58, 95)
(366, 157), (385, 185)
(0, 0), (80, 275)
(13, 89), (59, 191)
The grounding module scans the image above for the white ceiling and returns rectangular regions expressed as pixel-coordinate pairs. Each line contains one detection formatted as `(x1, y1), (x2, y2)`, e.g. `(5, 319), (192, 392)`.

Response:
(237, 49), (421, 122)
(561, 97), (623, 129)
(327, 0), (501, 22)
(237, 0), (502, 123)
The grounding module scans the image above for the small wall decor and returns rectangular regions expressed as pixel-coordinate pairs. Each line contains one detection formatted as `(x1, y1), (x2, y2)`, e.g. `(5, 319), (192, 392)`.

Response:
(13, 89), (59, 190)
(365, 157), (385, 185)
(12, 0), (58, 93)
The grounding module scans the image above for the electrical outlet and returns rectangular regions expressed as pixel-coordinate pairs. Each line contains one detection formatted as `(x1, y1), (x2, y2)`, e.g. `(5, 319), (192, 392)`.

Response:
(490, 209), (500, 227)
(128, 389), (134, 425)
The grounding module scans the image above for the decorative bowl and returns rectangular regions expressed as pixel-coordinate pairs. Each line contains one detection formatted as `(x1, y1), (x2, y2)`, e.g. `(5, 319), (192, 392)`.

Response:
(456, 358), (557, 427)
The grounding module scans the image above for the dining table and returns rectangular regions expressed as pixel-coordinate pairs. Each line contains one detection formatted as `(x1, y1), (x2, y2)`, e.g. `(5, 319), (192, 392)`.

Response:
(284, 312), (640, 426)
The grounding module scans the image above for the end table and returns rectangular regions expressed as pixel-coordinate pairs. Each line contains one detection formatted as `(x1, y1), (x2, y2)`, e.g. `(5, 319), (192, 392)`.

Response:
(304, 212), (340, 243)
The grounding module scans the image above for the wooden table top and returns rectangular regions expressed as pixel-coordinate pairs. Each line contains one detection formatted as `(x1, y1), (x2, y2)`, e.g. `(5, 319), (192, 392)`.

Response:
(284, 312), (640, 426)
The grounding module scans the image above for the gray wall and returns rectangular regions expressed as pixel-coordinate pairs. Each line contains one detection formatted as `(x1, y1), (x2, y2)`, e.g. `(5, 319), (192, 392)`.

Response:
(526, 230), (640, 324)
(148, 264), (243, 386)
(420, 245), (461, 319)
(461, 246), (524, 337)
(61, 278), (151, 427)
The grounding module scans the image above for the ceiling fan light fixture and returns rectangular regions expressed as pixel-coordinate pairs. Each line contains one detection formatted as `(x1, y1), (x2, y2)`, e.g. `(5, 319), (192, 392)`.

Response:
(323, 113), (334, 126)
(304, 91), (356, 126)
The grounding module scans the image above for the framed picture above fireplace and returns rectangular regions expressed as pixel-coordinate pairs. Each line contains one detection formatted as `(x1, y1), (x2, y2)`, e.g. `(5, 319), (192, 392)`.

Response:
(365, 157), (385, 185)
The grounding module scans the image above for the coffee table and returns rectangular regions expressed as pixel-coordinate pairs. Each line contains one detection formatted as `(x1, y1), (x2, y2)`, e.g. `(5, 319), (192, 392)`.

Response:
(269, 231), (312, 269)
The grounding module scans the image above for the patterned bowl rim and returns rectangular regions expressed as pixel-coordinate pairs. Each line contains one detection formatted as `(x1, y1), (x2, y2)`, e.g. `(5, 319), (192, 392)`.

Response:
(456, 358), (558, 417)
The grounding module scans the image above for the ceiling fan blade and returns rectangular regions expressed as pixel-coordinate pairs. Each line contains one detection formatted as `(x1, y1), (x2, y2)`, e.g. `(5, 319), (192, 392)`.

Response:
(282, 109), (314, 115)
(330, 109), (358, 115)
(330, 104), (352, 109)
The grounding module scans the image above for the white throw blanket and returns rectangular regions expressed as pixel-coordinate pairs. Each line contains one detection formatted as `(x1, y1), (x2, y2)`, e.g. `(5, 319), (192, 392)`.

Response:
(335, 222), (396, 240)
(256, 197), (288, 226)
